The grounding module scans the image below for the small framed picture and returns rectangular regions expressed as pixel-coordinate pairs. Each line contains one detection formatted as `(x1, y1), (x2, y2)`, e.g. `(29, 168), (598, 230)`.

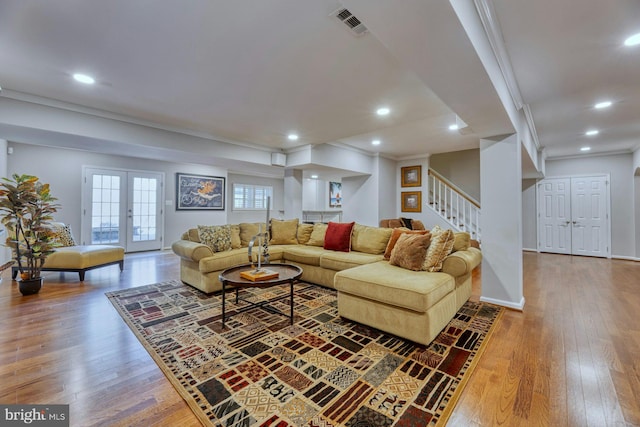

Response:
(401, 191), (422, 212)
(401, 165), (422, 187)
(329, 181), (342, 208)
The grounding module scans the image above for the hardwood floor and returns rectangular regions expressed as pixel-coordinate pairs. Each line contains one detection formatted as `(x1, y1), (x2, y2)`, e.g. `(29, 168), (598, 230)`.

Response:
(1, 251), (638, 426)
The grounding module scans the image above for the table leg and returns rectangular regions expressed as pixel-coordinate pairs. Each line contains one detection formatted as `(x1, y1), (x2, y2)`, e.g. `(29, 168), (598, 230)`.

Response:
(222, 280), (226, 328)
(290, 280), (294, 325)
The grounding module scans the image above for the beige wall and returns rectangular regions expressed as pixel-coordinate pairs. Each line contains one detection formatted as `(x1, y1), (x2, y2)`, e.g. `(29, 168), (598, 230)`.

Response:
(429, 148), (480, 202)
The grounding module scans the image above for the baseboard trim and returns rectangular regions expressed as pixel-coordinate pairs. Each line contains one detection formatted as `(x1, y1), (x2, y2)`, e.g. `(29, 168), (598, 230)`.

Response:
(522, 248), (538, 252)
(611, 255), (640, 262)
(480, 296), (525, 311)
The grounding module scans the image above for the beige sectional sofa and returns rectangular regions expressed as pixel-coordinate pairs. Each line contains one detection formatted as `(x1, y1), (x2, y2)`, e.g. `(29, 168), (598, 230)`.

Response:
(171, 220), (481, 345)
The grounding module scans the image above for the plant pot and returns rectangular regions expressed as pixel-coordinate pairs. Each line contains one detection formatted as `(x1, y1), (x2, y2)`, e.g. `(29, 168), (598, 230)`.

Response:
(19, 277), (43, 295)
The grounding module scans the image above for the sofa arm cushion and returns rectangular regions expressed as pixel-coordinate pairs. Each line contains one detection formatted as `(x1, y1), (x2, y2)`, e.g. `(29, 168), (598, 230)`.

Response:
(171, 240), (214, 262)
(441, 247), (482, 277)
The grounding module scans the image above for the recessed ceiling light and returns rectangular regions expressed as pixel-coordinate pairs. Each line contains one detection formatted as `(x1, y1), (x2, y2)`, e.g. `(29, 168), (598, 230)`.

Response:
(594, 101), (612, 109)
(376, 107), (390, 116)
(310, 174), (318, 179)
(371, 139), (381, 146)
(448, 124), (459, 131)
(580, 146), (591, 152)
(73, 73), (95, 84)
(287, 133), (299, 141)
(585, 129), (599, 136)
(624, 32), (640, 46)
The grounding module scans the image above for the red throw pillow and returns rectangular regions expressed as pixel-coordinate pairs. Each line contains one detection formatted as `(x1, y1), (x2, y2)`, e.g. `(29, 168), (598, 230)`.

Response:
(323, 221), (355, 252)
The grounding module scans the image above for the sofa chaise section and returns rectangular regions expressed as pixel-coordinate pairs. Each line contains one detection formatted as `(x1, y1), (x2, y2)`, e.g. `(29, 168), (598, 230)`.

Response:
(334, 247), (482, 345)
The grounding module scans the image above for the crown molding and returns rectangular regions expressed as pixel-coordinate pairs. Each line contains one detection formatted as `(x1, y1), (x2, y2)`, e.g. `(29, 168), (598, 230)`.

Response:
(0, 89), (275, 153)
(474, 0), (541, 152)
(473, 0), (523, 110)
(326, 141), (377, 157)
(522, 104), (541, 151)
(395, 153), (431, 161)
(547, 149), (633, 161)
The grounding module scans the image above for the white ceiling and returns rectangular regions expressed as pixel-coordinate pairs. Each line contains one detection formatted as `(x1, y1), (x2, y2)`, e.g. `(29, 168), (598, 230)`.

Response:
(0, 0), (638, 165)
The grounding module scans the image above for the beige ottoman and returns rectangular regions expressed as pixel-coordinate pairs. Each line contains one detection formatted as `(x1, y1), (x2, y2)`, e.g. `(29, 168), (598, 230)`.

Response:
(12, 245), (125, 281)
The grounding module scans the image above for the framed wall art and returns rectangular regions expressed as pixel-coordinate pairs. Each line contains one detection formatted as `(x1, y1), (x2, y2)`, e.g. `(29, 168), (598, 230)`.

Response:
(401, 191), (422, 212)
(176, 173), (225, 210)
(329, 181), (342, 208)
(401, 165), (422, 187)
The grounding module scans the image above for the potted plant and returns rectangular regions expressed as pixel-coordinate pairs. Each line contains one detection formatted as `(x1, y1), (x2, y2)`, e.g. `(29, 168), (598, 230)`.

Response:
(0, 174), (59, 295)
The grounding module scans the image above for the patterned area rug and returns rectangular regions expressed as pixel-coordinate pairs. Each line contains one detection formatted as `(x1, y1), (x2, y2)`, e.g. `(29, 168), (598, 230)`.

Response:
(106, 280), (502, 426)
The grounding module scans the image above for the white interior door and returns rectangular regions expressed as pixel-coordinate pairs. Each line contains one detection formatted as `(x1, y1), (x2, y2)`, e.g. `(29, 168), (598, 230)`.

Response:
(537, 175), (609, 257)
(537, 178), (571, 254)
(570, 176), (608, 257)
(83, 167), (164, 252)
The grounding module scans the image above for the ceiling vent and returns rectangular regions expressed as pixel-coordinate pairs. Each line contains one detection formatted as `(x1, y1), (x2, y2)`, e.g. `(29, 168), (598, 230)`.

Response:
(331, 7), (368, 36)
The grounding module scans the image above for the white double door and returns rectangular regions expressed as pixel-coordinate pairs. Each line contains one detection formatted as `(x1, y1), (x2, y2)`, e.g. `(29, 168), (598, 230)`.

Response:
(537, 175), (610, 257)
(81, 167), (164, 252)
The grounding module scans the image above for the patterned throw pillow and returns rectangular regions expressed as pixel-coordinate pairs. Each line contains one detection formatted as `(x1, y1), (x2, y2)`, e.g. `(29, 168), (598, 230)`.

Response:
(389, 233), (432, 271)
(422, 226), (455, 272)
(197, 225), (232, 253)
(50, 223), (76, 247)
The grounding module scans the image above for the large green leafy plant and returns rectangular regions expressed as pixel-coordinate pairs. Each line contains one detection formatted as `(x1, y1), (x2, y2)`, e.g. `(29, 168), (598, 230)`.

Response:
(0, 174), (59, 280)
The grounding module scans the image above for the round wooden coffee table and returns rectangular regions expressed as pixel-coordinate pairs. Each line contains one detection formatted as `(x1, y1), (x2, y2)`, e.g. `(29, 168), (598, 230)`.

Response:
(219, 263), (302, 327)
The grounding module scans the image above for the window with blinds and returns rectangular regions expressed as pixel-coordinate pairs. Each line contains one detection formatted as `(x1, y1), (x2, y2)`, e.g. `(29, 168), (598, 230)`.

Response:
(233, 184), (273, 210)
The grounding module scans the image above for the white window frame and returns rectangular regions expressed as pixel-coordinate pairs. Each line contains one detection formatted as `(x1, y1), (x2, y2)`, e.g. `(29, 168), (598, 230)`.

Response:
(233, 183), (273, 210)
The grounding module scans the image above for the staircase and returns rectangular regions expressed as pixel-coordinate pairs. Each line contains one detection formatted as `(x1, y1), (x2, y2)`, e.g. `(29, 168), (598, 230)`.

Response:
(427, 169), (481, 241)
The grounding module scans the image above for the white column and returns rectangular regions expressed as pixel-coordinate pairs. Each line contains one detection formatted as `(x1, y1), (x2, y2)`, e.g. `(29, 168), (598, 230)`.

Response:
(284, 169), (303, 220)
(479, 134), (525, 310)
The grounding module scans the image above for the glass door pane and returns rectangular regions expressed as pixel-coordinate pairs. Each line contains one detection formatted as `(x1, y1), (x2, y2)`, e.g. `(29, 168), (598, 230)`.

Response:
(83, 168), (163, 252)
(126, 172), (163, 252)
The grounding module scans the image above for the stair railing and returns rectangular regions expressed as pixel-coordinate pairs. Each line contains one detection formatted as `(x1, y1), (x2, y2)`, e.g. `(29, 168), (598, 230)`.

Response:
(427, 169), (481, 241)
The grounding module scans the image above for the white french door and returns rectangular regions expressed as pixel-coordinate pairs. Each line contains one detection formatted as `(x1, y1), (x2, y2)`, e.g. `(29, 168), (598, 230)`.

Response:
(537, 175), (610, 257)
(82, 167), (164, 252)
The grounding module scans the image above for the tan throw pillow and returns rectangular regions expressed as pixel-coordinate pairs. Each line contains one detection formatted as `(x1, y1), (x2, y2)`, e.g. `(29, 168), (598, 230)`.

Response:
(351, 224), (393, 254)
(296, 223), (314, 244)
(389, 233), (432, 271)
(452, 231), (471, 252)
(239, 222), (266, 247)
(269, 218), (299, 245)
(423, 228), (455, 272)
(186, 228), (200, 242)
(306, 223), (328, 247)
(197, 225), (232, 252)
(384, 228), (430, 259)
(230, 224), (241, 249)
